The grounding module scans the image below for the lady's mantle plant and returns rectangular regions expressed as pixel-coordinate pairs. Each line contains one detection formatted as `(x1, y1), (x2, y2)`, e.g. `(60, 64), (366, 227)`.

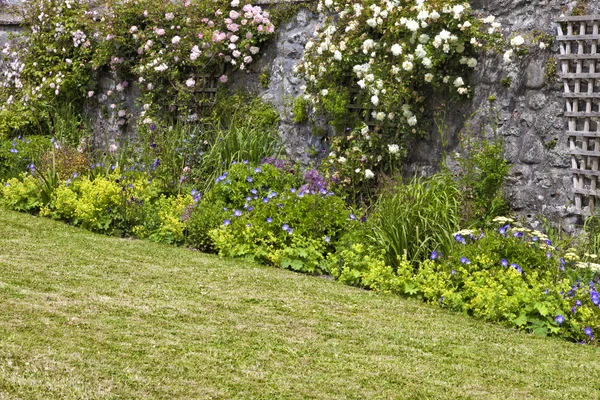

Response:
(295, 0), (506, 139)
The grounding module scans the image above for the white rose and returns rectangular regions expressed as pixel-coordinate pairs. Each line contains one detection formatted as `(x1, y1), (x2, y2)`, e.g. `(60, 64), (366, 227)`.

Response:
(454, 77), (465, 87)
(391, 44), (402, 56)
(511, 35), (525, 47)
(371, 95), (379, 106)
(424, 73), (433, 82)
(407, 115), (417, 126)
(388, 144), (399, 154)
(365, 169), (375, 179)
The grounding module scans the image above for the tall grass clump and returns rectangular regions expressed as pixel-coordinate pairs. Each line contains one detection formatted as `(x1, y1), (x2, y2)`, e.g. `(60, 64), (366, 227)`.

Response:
(370, 173), (461, 268)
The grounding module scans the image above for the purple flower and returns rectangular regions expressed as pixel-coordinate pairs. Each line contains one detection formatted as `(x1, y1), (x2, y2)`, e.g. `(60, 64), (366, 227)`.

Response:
(531, 236), (539, 242)
(430, 251), (438, 260)
(513, 231), (523, 238)
(500, 259), (509, 267)
(254, 167), (262, 173)
(460, 257), (470, 265)
(246, 176), (253, 183)
(510, 263), (523, 273)
(555, 315), (565, 324)
(250, 189), (258, 195)
(455, 235), (466, 245)
(576, 300), (582, 306)
(324, 236), (331, 243)
(282, 224), (289, 231)
(349, 214), (357, 220)
(233, 210), (242, 217)
(26, 163), (35, 171)
(499, 225), (509, 235)
(571, 306), (577, 313)
(223, 219), (231, 226)
(266, 217), (273, 223)
(288, 228), (294, 235)
(584, 327), (594, 337)
(262, 198), (269, 204)
(247, 206), (254, 212)
(451, 269), (456, 275)
(9, 148), (17, 153)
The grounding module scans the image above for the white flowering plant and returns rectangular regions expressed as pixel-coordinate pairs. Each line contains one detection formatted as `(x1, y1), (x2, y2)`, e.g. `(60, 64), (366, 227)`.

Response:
(0, 0), (97, 135)
(322, 123), (404, 203)
(295, 0), (505, 139)
(0, 0), (275, 135)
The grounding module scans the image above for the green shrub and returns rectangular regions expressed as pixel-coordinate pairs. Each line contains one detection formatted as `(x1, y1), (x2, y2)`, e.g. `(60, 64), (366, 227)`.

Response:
(0, 175), (41, 212)
(0, 136), (51, 181)
(291, 96), (310, 123)
(370, 173), (461, 267)
(209, 189), (351, 274)
(453, 135), (510, 227)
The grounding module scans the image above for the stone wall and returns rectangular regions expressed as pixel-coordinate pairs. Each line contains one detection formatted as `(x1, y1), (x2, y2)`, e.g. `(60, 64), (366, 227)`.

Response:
(0, 0), (590, 230)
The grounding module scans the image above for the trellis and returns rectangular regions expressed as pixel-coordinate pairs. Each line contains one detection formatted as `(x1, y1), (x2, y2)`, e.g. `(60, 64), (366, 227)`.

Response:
(557, 15), (600, 214)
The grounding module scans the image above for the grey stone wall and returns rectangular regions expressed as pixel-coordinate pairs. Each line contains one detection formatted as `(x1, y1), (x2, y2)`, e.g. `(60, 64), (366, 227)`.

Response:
(0, 0), (590, 230)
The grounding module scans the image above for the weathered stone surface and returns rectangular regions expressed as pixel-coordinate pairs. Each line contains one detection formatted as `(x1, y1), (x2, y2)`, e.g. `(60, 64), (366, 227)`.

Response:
(0, 0), (584, 228)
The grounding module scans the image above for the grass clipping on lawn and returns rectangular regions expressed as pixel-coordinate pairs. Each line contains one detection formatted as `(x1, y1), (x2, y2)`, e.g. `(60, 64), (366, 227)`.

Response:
(0, 209), (598, 399)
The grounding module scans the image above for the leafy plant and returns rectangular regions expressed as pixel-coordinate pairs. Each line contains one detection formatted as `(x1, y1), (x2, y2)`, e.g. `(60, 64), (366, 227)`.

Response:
(452, 134), (510, 227)
(370, 173), (461, 267)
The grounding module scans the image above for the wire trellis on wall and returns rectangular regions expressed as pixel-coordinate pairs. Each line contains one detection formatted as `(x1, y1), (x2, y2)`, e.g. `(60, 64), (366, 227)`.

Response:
(557, 15), (600, 214)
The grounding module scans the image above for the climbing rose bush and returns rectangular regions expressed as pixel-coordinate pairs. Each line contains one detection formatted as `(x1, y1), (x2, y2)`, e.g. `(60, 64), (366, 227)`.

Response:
(0, 0), (275, 134)
(295, 0), (504, 136)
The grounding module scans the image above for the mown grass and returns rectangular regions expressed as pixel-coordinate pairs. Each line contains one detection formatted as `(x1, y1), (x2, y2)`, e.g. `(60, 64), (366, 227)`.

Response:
(0, 209), (599, 399)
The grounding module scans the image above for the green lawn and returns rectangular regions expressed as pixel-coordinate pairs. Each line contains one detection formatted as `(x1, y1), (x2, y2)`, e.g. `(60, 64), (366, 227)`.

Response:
(0, 210), (599, 399)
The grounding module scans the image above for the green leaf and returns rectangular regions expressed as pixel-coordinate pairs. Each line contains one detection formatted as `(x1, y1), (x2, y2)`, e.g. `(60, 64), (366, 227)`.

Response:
(291, 260), (304, 271)
(534, 302), (549, 317)
(513, 313), (527, 327)
(403, 282), (419, 296)
(533, 326), (548, 337)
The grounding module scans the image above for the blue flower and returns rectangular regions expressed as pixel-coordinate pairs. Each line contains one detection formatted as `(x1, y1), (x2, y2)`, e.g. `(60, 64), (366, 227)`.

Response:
(246, 176), (253, 183)
(460, 257), (470, 265)
(243, 160), (249, 164)
(26, 163), (35, 171)
(9, 148), (17, 153)
(513, 231), (523, 238)
(500, 259), (509, 267)
(320, 189), (328, 195)
(584, 327), (594, 337)
(576, 300), (582, 306)
(262, 198), (269, 204)
(531, 236), (539, 242)
(349, 214), (357, 220)
(324, 236), (331, 243)
(266, 217), (273, 223)
(290, 188), (297, 193)
(282, 224), (289, 231)
(510, 263), (523, 273)
(288, 228), (294, 235)
(571, 306), (577, 313)
(451, 269), (456, 275)
(250, 189), (258, 195)
(499, 225), (509, 235)
(234, 210), (242, 217)
(254, 167), (262, 173)
(247, 206), (254, 212)
(546, 252), (552, 259)
(223, 219), (231, 226)
(430, 251), (438, 260)
(555, 315), (565, 324)
(246, 196), (252, 201)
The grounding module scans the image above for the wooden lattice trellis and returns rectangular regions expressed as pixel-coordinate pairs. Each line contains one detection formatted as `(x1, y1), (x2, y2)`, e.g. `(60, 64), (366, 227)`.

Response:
(557, 15), (600, 214)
